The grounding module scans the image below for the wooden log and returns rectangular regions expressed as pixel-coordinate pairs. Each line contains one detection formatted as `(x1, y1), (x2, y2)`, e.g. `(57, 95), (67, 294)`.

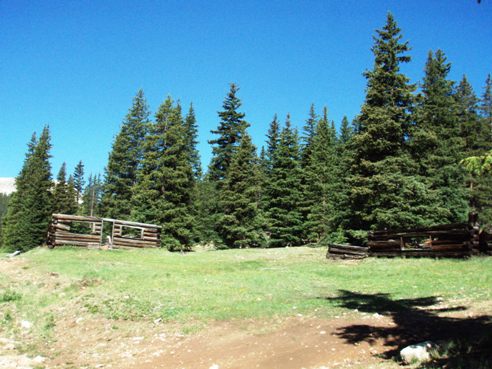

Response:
(55, 235), (101, 242)
(113, 237), (159, 247)
(328, 244), (368, 252)
(53, 213), (101, 222)
(54, 223), (71, 231)
(431, 244), (467, 252)
(329, 247), (368, 256)
(54, 240), (95, 247)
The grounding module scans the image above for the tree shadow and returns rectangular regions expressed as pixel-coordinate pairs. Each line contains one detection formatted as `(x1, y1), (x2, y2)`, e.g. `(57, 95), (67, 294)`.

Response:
(324, 290), (492, 368)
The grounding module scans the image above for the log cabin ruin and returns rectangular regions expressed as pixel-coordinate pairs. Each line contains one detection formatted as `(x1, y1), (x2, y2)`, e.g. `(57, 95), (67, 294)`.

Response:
(47, 213), (161, 249)
(327, 215), (491, 260)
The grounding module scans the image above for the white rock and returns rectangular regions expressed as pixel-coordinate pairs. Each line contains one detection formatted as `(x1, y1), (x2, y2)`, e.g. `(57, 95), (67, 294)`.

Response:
(20, 320), (32, 330)
(400, 341), (435, 364)
(33, 355), (46, 363)
(209, 364), (220, 369)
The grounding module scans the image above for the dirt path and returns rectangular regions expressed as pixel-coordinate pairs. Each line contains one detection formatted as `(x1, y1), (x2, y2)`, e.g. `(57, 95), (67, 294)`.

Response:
(138, 316), (395, 369)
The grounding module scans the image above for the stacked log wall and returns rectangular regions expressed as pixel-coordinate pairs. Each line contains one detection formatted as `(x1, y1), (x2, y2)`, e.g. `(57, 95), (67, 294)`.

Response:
(48, 214), (161, 249)
(367, 223), (473, 258)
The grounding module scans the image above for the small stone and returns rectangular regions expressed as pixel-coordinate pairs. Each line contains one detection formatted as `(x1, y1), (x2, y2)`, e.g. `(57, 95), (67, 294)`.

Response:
(209, 364), (220, 369)
(319, 330), (326, 335)
(33, 356), (46, 363)
(20, 320), (32, 330)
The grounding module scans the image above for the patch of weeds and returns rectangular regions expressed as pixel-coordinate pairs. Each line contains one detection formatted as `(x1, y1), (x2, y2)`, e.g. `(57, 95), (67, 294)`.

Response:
(0, 289), (22, 303)
(43, 313), (56, 333)
(1, 309), (13, 326)
(79, 275), (102, 288)
(85, 296), (154, 320)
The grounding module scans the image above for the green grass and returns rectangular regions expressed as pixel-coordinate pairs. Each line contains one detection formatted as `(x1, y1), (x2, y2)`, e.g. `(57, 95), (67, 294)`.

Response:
(1, 246), (490, 324)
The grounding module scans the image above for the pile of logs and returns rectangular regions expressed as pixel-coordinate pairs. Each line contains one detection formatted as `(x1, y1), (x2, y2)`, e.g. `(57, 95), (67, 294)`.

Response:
(48, 214), (102, 248)
(327, 244), (368, 260)
(367, 223), (476, 258)
(47, 214), (161, 249)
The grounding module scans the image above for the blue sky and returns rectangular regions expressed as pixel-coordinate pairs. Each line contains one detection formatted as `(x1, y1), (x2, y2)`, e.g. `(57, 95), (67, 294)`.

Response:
(1, 0), (491, 178)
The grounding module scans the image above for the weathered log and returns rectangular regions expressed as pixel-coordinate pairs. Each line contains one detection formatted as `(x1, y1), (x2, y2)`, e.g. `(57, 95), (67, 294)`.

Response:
(113, 237), (159, 247)
(53, 213), (100, 222)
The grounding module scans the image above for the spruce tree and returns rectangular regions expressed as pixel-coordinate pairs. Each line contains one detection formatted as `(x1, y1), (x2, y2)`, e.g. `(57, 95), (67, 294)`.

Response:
(265, 115), (303, 247)
(301, 104), (318, 166)
(216, 134), (263, 248)
(81, 174), (103, 216)
(184, 103), (202, 180)
(102, 90), (149, 219)
(132, 97), (194, 250)
(3, 127), (53, 251)
(347, 14), (429, 236)
(2, 134), (37, 249)
(52, 163), (77, 214)
(303, 113), (339, 243)
(413, 50), (468, 223)
(73, 160), (85, 204)
(208, 83), (249, 183)
(480, 74), (492, 132)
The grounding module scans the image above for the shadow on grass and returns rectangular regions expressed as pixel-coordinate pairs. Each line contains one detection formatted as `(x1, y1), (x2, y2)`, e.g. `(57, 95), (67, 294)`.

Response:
(324, 290), (492, 368)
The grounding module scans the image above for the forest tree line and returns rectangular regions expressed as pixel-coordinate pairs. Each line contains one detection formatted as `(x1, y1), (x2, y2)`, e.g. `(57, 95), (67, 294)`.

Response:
(2, 14), (491, 252)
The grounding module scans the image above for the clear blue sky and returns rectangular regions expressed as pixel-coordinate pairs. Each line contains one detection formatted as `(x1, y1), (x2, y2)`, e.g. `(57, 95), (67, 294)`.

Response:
(1, 0), (491, 178)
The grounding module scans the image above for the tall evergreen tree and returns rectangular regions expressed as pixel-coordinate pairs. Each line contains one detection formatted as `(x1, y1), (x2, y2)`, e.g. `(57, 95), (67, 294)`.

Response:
(3, 127), (53, 251)
(184, 103), (202, 180)
(73, 160), (85, 204)
(265, 114), (281, 172)
(347, 14), (428, 236)
(455, 76), (491, 219)
(52, 163), (77, 214)
(265, 115), (303, 247)
(303, 113), (339, 243)
(102, 90), (149, 219)
(132, 97), (194, 250)
(208, 83), (249, 184)
(480, 74), (492, 132)
(339, 116), (353, 144)
(413, 50), (468, 223)
(216, 134), (263, 248)
(0, 193), (10, 247)
(81, 174), (103, 216)
(301, 104), (318, 166)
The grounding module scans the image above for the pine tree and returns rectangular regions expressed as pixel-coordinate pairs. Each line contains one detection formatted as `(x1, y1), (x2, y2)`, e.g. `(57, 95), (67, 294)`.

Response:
(265, 115), (303, 247)
(3, 127), (53, 251)
(347, 14), (429, 237)
(102, 90), (149, 219)
(303, 113), (339, 243)
(52, 163), (77, 214)
(132, 97), (194, 250)
(216, 134), (263, 248)
(301, 104), (318, 166)
(73, 160), (85, 204)
(208, 83), (249, 184)
(81, 174), (103, 216)
(184, 103), (202, 180)
(413, 50), (468, 223)
(0, 193), (10, 247)
(265, 114), (281, 172)
(339, 116), (352, 144)
(480, 74), (492, 133)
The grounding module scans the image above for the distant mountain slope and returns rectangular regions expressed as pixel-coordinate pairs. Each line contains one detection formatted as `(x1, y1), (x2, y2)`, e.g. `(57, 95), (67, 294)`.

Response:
(0, 178), (16, 194)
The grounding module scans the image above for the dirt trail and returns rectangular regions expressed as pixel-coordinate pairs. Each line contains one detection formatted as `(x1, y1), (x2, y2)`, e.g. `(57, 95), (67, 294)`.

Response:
(139, 316), (395, 369)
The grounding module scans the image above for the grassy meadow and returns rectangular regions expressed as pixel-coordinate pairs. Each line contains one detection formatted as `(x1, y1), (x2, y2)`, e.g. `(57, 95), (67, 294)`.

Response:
(0, 246), (491, 367)
(2, 247), (492, 326)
